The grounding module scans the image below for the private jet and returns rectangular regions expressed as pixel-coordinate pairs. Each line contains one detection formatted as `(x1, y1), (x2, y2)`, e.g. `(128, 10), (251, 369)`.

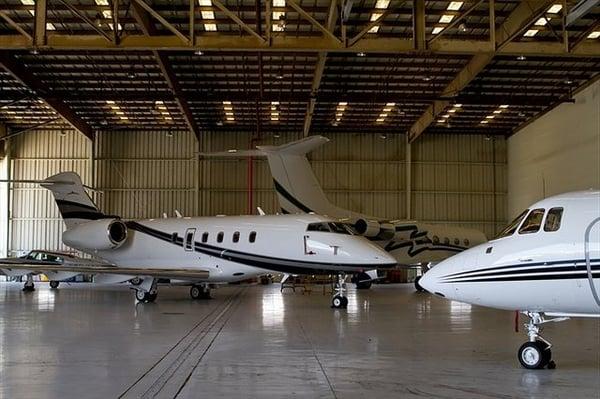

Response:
(1, 172), (396, 307)
(203, 136), (487, 289)
(420, 191), (600, 369)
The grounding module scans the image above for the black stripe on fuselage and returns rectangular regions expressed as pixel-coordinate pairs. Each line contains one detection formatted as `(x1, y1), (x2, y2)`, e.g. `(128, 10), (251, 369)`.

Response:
(273, 179), (313, 213)
(443, 270), (600, 283)
(444, 258), (600, 279)
(125, 221), (396, 274)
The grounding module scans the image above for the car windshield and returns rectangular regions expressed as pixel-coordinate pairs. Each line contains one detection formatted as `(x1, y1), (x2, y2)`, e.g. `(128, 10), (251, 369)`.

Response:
(496, 209), (529, 239)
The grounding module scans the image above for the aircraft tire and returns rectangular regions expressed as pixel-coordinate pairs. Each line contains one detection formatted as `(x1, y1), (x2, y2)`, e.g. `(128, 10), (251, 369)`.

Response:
(414, 276), (425, 292)
(341, 297), (348, 308)
(147, 293), (157, 302)
(190, 285), (201, 300)
(130, 277), (143, 286)
(518, 341), (548, 369)
(49, 280), (60, 289)
(331, 296), (344, 309)
(135, 290), (156, 303)
(22, 282), (35, 292)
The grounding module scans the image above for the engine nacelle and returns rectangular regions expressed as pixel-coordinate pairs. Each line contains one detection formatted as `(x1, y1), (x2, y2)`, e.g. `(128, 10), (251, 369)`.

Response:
(62, 219), (128, 251)
(354, 219), (395, 241)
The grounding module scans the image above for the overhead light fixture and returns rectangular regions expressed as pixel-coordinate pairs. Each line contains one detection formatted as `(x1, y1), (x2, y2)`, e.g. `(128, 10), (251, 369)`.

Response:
(547, 4), (562, 14)
(439, 15), (454, 24)
(199, 0), (218, 32)
(517, 55), (526, 61)
(273, 133), (281, 138)
(356, 52), (366, 57)
(127, 70), (136, 79)
(534, 17), (548, 26)
(194, 50), (204, 55)
(106, 101), (129, 123)
(499, 104), (509, 108)
(458, 23), (467, 32)
(379, 134), (388, 139)
(376, 103), (395, 123)
(95, 0), (121, 31)
(480, 120), (488, 124)
(447, 2), (463, 11)
(524, 29), (539, 37)
(588, 31), (600, 39)
(432, 27), (444, 35)
(422, 76), (432, 81)
(335, 101), (347, 123)
(368, 0), (390, 33)
(272, 0), (286, 31)
(564, 78), (573, 85)
(223, 101), (235, 122)
(270, 101), (280, 122)
(155, 100), (173, 124)
(485, 115), (495, 119)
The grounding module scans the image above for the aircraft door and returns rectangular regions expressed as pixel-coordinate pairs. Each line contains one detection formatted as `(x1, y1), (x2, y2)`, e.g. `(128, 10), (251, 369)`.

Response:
(584, 217), (600, 309)
(184, 228), (196, 252)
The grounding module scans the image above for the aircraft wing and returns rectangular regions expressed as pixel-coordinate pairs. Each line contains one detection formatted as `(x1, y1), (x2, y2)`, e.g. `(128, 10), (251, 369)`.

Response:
(0, 261), (210, 280)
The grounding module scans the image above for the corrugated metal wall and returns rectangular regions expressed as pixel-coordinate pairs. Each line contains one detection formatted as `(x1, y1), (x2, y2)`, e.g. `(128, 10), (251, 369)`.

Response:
(4, 129), (506, 255)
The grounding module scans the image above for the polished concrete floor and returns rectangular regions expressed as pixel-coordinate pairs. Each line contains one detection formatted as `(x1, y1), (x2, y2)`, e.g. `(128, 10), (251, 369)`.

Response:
(0, 282), (598, 399)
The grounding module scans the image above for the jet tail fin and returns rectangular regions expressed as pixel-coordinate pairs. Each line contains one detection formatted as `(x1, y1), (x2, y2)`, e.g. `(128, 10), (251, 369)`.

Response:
(40, 172), (109, 229)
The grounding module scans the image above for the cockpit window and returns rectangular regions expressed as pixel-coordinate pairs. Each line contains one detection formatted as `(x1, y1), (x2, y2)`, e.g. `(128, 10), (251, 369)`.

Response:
(306, 222), (355, 235)
(307, 222), (331, 232)
(496, 209), (528, 239)
(519, 208), (545, 234)
(544, 207), (563, 232)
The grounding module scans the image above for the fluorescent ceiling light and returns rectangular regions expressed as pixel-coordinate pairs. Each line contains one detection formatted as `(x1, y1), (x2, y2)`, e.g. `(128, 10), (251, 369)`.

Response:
(439, 15), (454, 24)
(273, 0), (286, 6)
(447, 2), (463, 11)
(453, 103), (462, 108)
(370, 12), (383, 21)
(524, 29), (538, 37)
(198, 0), (212, 5)
(480, 120), (488, 124)
(588, 31), (600, 39)
(448, 109), (456, 113)
(376, 118), (385, 123)
(375, 0), (390, 9)
(547, 4), (562, 13)
(46, 23), (56, 30)
(201, 11), (215, 19)
(493, 109), (502, 114)
(368, 26), (380, 33)
(534, 18), (548, 26)
(485, 115), (495, 119)
(386, 102), (395, 107)
(432, 27), (444, 35)
(499, 104), (509, 108)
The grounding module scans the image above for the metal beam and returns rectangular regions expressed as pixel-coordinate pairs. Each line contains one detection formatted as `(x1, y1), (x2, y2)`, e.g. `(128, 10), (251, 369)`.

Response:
(211, 0), (265, 43)
(33, 0), (47, 47)
(349, 9), (391, 47)
(131, 0), (189, 43)
(0, 11), (33, 42)
(56, 0), (113, 42)
(286, 0), (340, 44)
(413, 0), (425, 50)
(0, 53), (94, 140)
(131, 0), (201, 142)
(302, 0), (337, 137)
(408, 0), (555, 142)
(428, 0), (485, 44)
(1, 34), (599, 56)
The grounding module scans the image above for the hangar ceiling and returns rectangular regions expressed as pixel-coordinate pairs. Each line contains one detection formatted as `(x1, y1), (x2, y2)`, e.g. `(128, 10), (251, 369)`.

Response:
(0, 0), (599, 142)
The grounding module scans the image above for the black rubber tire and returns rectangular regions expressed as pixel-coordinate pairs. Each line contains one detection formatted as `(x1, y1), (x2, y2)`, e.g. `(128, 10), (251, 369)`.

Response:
(147, 293), (157, 302)
(22, 283), (35, 292)
(135, 290), (148, 302)
(541, 345), (552, 368)
(414, 276), (425, 292)
(190, 285), (201, 300)
(518, 341), (547, 369)
(49, 280), (59, 289)
(341, 297), (349, 308)
(331, 296), (344, 308)
(356, 280), (372, 290)
(130, 277), (142, 286)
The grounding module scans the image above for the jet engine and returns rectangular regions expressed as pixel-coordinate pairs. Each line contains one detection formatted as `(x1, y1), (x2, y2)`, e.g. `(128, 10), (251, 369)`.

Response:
(353, 219), (395, 241)
(62, 219), (128, 251)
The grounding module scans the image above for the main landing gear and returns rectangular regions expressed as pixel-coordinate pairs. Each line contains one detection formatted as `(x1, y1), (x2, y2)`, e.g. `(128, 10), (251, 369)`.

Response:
(331, 273), (349, 309)
(49, 280), (60, 289)
(134, 278), (158, 303)
(190, 284), (211, 300)
(517, 312), (566, 369)
(22, 275), (35, 292)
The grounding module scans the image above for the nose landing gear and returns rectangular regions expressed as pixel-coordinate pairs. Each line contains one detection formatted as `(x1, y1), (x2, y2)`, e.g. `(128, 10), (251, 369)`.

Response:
(517, 312), (566, 369)
(331, 273), (348, 309)
(22, 275), (35, 292)
(134, 278), (158, 303)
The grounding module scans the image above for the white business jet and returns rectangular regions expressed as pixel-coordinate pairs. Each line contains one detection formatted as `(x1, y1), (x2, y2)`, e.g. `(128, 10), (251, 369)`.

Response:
(0, 172), (396, 307)
(420, 191), (600, 369)
(203, 136), (487, 289)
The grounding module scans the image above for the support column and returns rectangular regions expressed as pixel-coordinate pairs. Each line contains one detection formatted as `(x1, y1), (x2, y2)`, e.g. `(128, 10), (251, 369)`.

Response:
(405, 136), (412, 220)
(34, 0), (47, 47)
(1, 124), (12, 257)
(413, 0), (426, 51)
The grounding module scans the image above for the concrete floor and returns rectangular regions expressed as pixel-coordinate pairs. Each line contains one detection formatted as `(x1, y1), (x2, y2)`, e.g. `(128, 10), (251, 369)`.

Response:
(0, 282), (598, 399)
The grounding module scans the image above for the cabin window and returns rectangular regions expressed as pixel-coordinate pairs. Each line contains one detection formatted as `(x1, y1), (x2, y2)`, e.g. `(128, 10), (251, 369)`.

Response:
(497, 209), (529, 238)
(544, 207), (564, 232)
(249, 231), (257, 243)
(443, 237), (450, 245)
(432, 236), (439, 244)
(233, 231), (240, 243)
(454, 238), (460, 245)
(201, 232), (209, 243)
(217, 232), (224, 243)
(464, 239), (470, 247)
(519, 208), (545, 234)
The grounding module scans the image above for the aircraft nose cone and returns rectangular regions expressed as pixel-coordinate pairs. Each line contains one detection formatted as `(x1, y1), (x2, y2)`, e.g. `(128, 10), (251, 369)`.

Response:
(419, 272), (438, 294)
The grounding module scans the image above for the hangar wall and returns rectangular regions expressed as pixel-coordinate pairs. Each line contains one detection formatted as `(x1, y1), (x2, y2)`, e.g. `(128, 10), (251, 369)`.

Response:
(508, 79), (600, 216)
(4, 131), (506, 256)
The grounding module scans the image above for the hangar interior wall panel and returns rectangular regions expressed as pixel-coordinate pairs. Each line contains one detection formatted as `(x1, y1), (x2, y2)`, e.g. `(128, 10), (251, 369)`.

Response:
(94, 130), (198, 220)
(203, 132), (506, 239)
(7, 130), (91, 256)
(508, 80), (600, 216)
